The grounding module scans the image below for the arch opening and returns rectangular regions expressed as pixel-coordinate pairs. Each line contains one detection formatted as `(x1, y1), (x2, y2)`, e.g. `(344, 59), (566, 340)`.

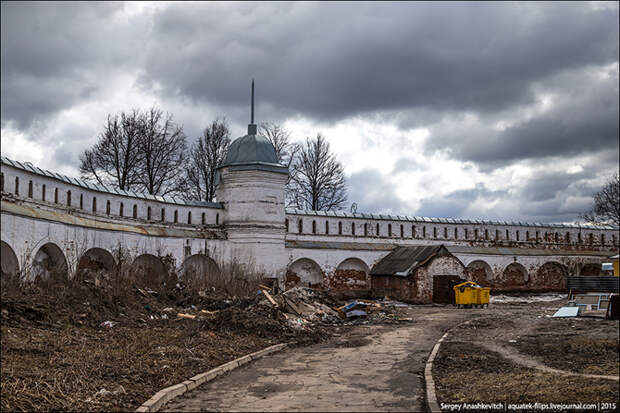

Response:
(466, 260), (493, 287)
(1, 241), (20, 282)
(181, 255), (220, 287)
(31, 242), (68, 282)
(496, 262), (528, 290)
(286, 258), (323, 289)
(534, 262), (568, 290)
(332, 258), (370, 290)
(132, 254), (169, 287)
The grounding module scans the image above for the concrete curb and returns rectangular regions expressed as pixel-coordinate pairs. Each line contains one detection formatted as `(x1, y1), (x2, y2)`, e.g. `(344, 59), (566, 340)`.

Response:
(424, 331), (449, 413)
(135, 343), (288, 412)
(424, 320), (471, 413)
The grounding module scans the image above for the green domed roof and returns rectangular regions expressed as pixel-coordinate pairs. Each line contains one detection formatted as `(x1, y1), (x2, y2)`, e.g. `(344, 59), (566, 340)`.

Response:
(221, 126), (279, 167)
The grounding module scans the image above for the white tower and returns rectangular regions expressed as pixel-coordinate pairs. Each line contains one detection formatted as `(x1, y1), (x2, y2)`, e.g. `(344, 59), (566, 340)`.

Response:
(215, 81), (289, 277)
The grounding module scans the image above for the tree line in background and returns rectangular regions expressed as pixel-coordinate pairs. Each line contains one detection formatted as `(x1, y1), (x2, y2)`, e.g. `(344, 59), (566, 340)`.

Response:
(79, 106), (348, 211)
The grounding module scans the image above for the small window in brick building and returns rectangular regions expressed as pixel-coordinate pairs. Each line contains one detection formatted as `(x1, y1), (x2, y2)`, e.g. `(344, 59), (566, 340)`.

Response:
(516, 231), (520, 241)
(364, 223), (368, 236)
(338, 221), (342, 235)
(455, 228), (459, 239)
(285, 219), (289, 232)
(92, 197), (97, 213)
(79, 193), (83, 209)
(412, 225), (416, 238)
(506, 229), (509, 240)
(389, 224), (393, 237)
(174, 210), (178, 223)
(120, 202), (124, 216)
(133, 205), (138, 218)
(54, 188), (58, 203)
(202, 212), (205, 225)
(433, 227), (437, 238)
(464, 228), (468, 239)
(28, 181), (33, 198)
(325, 221), (329, 234)
(216, 213), (220, 225)
(535, 231), (539, 241)
(298, 219), (303, 233)
(312, 220), (317, 234)
(67, 191), (71, 207)
(0, 172), (4, 191)
(106, 200), (111, 215)
(578, 233), (582, 243)
(555, 232), (559, 243)
(401, 225), (404, 238)
(474, 229), (478, 239)
(352, 223), (356, 235)
(496, 229), (500, 240)
(485, 229), (488, 240)
(148, 207), (152, 220)
(423, 226), (427, 237)
(161, 208), (165, 221)
(601, 234), (605, 245)
(42, 184), (46, 201)
(14, 177), (19, 195)
(526, 231), (530, 240)
(566, 232), (570, 242)
(376, 223), (380, 236)
(187, 211), (192, 224)
(444, 227), (448, 238)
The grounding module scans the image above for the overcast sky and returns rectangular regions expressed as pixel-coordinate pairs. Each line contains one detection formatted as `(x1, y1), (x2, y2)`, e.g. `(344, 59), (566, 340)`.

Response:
(1, 2), (618, 223)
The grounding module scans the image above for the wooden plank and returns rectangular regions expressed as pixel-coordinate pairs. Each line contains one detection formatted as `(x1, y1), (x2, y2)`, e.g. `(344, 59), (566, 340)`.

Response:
(262, 290), (277, 306)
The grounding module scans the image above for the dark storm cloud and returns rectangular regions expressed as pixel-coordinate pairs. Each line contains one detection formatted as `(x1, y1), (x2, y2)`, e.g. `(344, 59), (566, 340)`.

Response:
(427, 65), (619, 165)
(139, 2), (618, 123)
(0, 2), (146, 128)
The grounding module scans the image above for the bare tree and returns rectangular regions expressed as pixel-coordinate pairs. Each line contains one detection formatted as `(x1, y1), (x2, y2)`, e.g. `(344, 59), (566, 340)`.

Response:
(290, 133), (347, 211)
(581, 173), (620, 226)
(136, 107), (187, 196)
(80, 107), (187, 196)
(79, 111), (143, 190)
(185, 119), (231, 202)
(259, 122), (301, 206)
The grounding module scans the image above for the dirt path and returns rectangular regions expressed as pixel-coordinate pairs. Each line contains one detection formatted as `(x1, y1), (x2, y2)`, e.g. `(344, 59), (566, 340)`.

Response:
(481, 342), (619, 381)
(164, 307), (467, 412)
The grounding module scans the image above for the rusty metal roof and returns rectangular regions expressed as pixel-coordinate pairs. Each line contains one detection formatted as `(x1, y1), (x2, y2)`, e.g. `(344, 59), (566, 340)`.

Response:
(1, 156), (223, 209)
(370, 245), (452, 277)
(285, 208), (616, 230)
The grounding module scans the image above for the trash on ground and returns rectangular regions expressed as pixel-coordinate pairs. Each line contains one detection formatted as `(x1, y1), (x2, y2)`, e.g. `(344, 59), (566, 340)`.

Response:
(552, 307), (581, 317)
(176, 313), (196, 319)
(99, 320), (116, 328)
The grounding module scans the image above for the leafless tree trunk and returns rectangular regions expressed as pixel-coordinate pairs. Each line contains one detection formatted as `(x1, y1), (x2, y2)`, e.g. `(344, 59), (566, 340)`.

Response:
(136, 107), (187, 196)
(79, 111), (143, 190)
(185, 119), (231, 202)
(290, 133), (347, 211)
(581, 173), (620, 226)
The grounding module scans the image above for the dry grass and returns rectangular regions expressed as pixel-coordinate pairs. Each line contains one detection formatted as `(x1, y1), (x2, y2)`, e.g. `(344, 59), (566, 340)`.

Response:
(434, 341), (619, 406)
(0, 254), (322, 412)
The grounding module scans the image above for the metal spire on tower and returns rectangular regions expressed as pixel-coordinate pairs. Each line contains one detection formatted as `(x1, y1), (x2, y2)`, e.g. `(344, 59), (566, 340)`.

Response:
(248, 79), (257, 135)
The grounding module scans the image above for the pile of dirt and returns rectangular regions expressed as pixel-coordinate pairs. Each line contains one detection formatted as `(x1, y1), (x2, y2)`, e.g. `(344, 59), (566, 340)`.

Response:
(1, 276), (408, 412)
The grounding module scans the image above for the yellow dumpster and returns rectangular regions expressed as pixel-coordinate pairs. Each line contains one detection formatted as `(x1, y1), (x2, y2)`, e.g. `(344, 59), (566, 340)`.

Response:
(475, 287), (491, 308)
(453, 281), (478, 307)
